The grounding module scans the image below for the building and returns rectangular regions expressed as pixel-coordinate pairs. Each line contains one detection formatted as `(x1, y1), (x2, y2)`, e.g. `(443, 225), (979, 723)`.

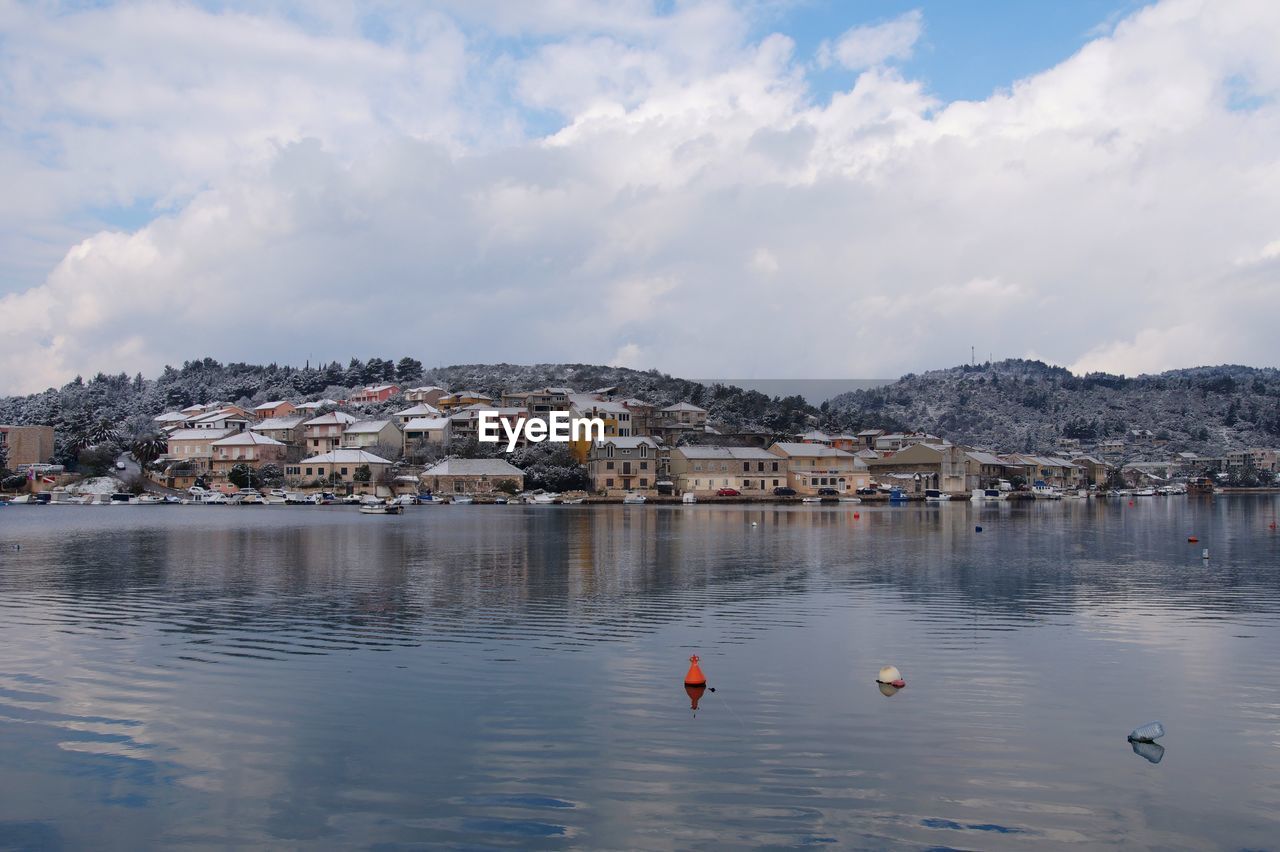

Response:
(587, 437), (662, 495)
(392, 403), (441, 426)
(0, 425), (55, 468)
(963, 450), (1007, 489)
(670, 446), (785, 496)
(184, 407), (250, 432)
(1001, 454), (1082, 488)
(436, 391), (492, 413)
(571, 396), (634, 437)
(252, 400), (296, 420)
(290, 449), (395, 487)
(1072, 455), (1110, 486)
(660, 402), (709, 427)
(621, 399), (657, 436)
(420, 458), (525, 495)
(210, 432), (288, 478)
(402, 417), (452, 453)
(349, 384), (401, 405)
(302, 411), (359, 456)
(295, 399), (340, 414)
(165, 428), (237, 473)
(525, 387), (574, 415)
(1226, 448), (1278, 473)
(769, 442), (868, 494)
(856, 429), (884, 449)
(403, 386), (448, 405)
(873, 432), (945, 452)
(450, 405), (527, 443)
(340, 420), (402, 453)
(251, 415), (307, 446)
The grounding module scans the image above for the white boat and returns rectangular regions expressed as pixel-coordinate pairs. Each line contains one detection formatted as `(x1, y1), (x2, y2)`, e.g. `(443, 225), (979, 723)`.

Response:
(924, 489), (950, 502)
(838, 496), (862, 504)
(451, 495), (474, 504)
(391, 494), (419, 506)
(418, 494), (443, 504)
(524, 492), (558, 504)
(1032, 483), (1062, 500)
(801, 496), (823, 504)
(560, 497), (584, 505)
(359, 502), (404, 515)
(1133, 487), (1156, 497)
(7, 494), (35, 504)
(682, 492), (698, 504)
(972, 488), (1005, 501)
(622, 492), (647, 504)
(135, 493), (163, 505)
(284, 491), (311, 504)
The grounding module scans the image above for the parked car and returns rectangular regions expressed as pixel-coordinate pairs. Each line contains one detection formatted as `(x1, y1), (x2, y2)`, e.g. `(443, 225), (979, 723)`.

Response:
(772, 486), (797, 497)
(816, 487), (839, 496)
(115, 461), (127, 470)
(716, 488), (741, 497)
(856, 487), (879, 495)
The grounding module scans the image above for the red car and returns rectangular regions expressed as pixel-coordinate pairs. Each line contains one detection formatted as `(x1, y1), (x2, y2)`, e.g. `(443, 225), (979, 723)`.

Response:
(716, 488), (741, 497)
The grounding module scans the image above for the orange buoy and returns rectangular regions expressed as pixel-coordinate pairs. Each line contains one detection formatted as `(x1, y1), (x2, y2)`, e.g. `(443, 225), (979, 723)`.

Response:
(854, 512), (860, 519)
(1129, 500), (1134, 507)
(684, 655), (707, 687)
(1187, 536), (1199, 543)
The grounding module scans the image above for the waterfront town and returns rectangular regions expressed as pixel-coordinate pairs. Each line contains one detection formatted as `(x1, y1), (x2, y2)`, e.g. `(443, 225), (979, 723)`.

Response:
(4, 382), (1277, 503)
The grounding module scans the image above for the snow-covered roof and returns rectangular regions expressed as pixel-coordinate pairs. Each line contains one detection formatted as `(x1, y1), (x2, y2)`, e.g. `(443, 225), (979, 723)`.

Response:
(168, 427), (237, 442)
(675, 446), (776, 460)
(593, 437), (660, 450)
(770, 442), (854, 458)
(303, 411), (358, 426)
(395, 403), (441, 417)
(252, 415), (306, 431)
(296, 399), (339, 410)
(253, 400), (292, 411)
(211, 432), (284, 447)
(403, 417), (450, 430)
(343, 419), (397, 435)
(662, 402), (708, 413)
(154, 412), (188, 423)
(299, 449), (394, 465)
(421, 458), (525, 477)
(965, 450), (1005, 466)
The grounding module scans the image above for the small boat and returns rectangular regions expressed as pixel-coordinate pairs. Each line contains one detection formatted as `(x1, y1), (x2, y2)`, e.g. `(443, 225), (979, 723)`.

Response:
(135, 493), (163, 505)
(888, 489), (908, 502)
(493, 496), (508, 504)
(1032, 482), (1062, 500)
(451, 495), (474, 505)
(560, 497), (584, 505)
(1133, 487), (1156, 497)
(838, 496), (862, 504)
(801, 496), (823, 504)
(359, 502), (404, 515)
(622, 492), (647, 504)
(418, 494), (442, 504)
(682, 492), (697, 504)
(924, 489), (950, 502)
(7, 494), (36, 504)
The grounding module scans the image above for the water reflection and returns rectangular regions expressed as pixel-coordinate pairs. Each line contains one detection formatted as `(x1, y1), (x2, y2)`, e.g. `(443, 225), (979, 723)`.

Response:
(0, 497), (1277, 848)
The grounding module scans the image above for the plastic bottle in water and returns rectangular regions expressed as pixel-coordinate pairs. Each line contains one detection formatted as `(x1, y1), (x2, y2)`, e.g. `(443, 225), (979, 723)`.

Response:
(1128, 721), (1165, 742)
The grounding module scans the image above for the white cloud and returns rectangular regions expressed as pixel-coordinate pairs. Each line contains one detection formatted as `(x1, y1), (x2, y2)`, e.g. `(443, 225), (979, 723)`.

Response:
(1, 0), (1280, 394)
(817, 10), (923, 71)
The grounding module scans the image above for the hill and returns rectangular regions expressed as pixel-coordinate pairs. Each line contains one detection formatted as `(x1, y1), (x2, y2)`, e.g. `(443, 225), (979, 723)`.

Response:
(0, 357), (816, 466)
(825, 359), (1280, 455)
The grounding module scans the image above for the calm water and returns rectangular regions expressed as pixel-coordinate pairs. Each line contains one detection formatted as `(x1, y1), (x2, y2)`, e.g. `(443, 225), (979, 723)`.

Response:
(1, 498), (1278, 850)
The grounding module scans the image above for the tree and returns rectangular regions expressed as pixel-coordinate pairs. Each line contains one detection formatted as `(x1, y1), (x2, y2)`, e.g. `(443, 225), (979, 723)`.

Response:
(130, 433), (168, 473)
(494, 479), (519, 495)
(0, 439), (7, 475)
(228, 463), (266, 490)
(396, 357), (424, 383)
(77, 446), (118, 476)
(257, 463), (284, 488)
(353, 465), (372, 483)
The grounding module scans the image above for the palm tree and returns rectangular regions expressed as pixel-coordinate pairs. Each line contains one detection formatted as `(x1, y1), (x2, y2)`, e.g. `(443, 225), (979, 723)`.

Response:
(130, 433), (168, 474)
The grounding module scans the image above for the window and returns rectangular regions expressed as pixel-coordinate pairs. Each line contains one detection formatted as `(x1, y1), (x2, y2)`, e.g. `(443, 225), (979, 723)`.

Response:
(340, 467), (348, 476)
(305, 467), (313, 476)
(606, 444), (615, 458)
(772, 479), (779, 486)
(771, 462), (778, 472)
(607, 478), (614, 487)
(742, 462), (749, 472)
(640, 462), (647, 470)
(606, 461), (615, 470)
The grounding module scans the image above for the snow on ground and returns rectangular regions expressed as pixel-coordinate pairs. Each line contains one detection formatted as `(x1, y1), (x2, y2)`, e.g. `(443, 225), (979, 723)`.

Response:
(66, 476), (127, 495)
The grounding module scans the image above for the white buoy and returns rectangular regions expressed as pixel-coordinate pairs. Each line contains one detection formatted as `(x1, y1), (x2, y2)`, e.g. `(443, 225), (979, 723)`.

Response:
(1202, 548), (1210, 560)
(876, 665), (905, 686)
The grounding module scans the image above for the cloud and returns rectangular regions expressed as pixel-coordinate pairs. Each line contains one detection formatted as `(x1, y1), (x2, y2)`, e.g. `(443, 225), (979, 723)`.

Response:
(817, 10), (923, 71)
(1, 0), (1280, 394)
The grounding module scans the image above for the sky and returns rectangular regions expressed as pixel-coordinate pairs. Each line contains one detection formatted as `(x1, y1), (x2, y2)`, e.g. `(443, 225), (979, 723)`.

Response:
(1, 0), (1278, 395)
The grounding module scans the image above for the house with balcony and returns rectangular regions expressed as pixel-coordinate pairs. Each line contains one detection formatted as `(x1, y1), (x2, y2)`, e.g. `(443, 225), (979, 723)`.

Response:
(250, 415), (308, 462)
(302, 411), (358, 456)
(210, 432), (288, 478)
(587, 437), (662, 495)
(436, 391), (493, 412)
(165, 428), (237, 474)
(349, 384), (401, 405)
